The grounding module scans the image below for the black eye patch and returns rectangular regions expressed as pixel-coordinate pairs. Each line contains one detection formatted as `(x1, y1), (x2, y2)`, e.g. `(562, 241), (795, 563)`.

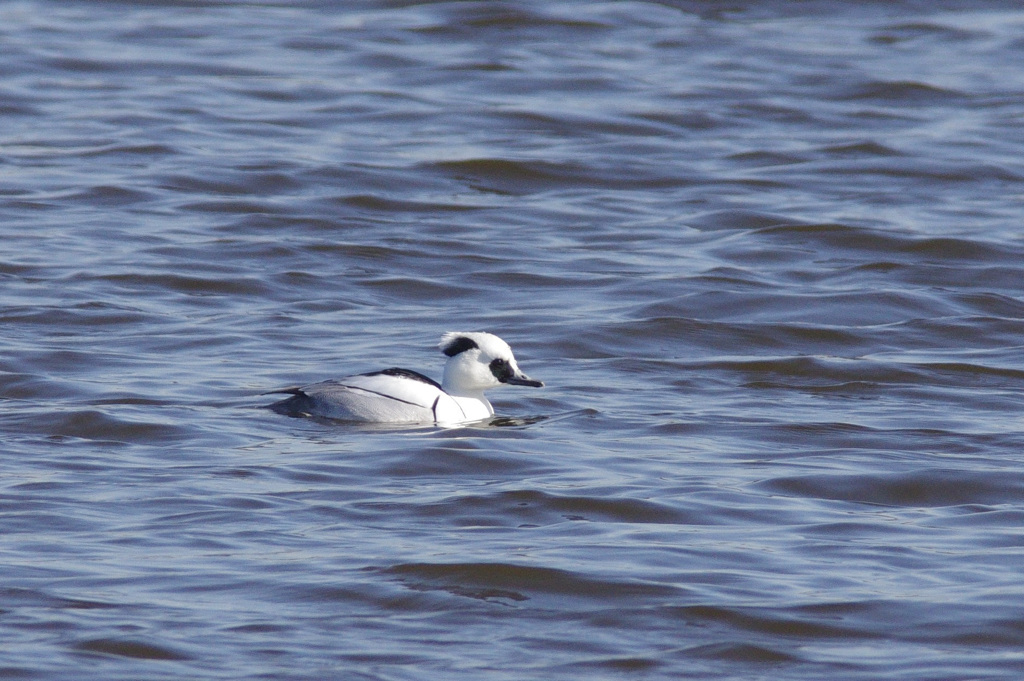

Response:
(489, 358), (514, 382)
(442, 336), (479, 357)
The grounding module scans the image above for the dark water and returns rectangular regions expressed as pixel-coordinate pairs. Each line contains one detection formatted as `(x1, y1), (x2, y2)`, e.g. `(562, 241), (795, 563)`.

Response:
(3, 1), (1024, 679)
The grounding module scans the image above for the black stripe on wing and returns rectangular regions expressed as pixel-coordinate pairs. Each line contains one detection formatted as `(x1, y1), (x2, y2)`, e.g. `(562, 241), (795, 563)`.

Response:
(363, 367), (442, 390)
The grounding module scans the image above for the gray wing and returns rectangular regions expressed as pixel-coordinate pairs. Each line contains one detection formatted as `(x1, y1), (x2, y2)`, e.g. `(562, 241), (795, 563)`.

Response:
(268, 377), (439, 422)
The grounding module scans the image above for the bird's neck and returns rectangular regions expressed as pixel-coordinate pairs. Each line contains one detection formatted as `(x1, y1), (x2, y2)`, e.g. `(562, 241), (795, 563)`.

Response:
(441, 378), (485, 400)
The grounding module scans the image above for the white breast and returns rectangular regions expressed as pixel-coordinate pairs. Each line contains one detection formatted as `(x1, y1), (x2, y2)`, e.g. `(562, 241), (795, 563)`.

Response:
(435, 393), (494, 423)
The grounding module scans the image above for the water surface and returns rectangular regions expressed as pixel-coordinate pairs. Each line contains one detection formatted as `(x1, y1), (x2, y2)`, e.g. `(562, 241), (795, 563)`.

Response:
(3, 1), (1024, 679)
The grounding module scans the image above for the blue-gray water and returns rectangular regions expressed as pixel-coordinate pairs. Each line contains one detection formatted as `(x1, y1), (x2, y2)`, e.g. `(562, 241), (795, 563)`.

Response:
(3, 1), (1024, 679)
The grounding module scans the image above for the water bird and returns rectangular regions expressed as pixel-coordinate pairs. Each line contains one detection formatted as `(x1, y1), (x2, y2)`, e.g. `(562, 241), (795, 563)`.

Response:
(267, 332), (543, 424)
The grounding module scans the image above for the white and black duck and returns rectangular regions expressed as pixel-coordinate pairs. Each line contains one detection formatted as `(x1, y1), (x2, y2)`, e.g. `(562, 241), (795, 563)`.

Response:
(267, 332), (543, 424)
